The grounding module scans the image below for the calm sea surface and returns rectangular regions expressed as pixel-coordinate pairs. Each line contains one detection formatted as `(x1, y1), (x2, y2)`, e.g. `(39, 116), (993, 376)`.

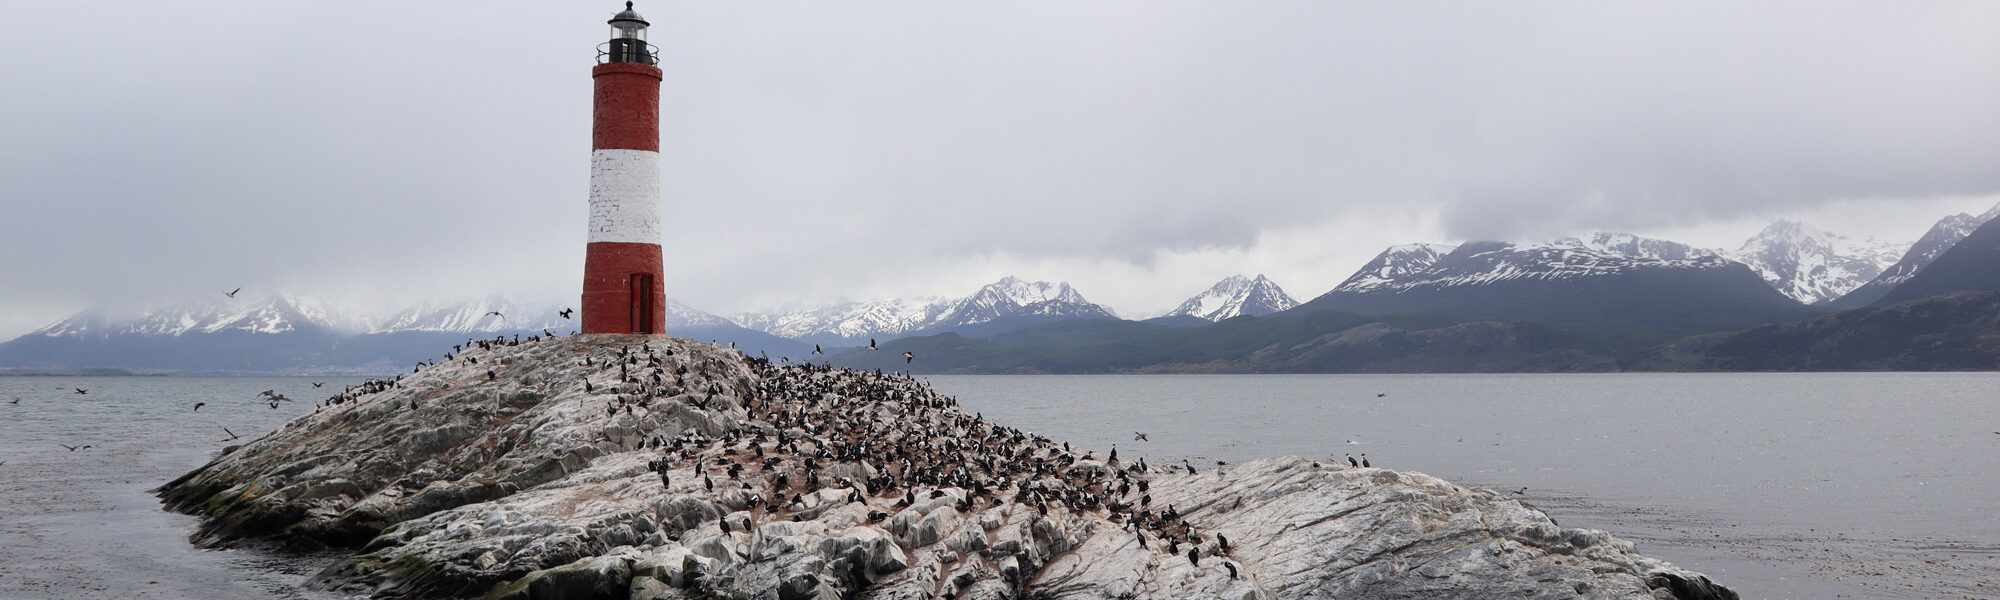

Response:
(2, 373), (1995, 599)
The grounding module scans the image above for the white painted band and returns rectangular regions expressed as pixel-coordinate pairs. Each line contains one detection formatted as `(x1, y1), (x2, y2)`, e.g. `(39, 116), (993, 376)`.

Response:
(588, 149), (662, 244)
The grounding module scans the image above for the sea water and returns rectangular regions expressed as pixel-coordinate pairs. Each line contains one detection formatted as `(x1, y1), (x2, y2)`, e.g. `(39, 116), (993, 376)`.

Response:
(1, 373), (1994, 599)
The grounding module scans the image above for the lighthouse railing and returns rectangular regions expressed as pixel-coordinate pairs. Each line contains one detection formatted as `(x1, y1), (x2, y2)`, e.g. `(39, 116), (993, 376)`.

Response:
(597, 41), (660, 65)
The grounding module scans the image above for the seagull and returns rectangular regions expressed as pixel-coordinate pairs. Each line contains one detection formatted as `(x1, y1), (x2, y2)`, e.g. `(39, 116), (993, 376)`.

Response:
(1133, 432), (1149, 441)
(225, 287), (241, 298)
(903, 351), (915, 364)
(192, 402), (206, 412)
(866, 338), (878, 351)
(559, 308), (574, 319)
(73, 388), (87, 395)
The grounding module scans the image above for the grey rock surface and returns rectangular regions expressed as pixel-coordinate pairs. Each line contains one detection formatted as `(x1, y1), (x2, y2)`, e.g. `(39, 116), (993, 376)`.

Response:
(159, 335), (1734, 599)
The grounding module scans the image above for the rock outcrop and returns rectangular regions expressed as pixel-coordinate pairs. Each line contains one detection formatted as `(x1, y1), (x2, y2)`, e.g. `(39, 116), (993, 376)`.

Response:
(159, 335), (1735, 599)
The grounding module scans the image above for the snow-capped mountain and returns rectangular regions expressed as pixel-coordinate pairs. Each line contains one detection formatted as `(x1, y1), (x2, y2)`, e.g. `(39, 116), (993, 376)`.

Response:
(734, 277), (1118, 345)
(1333, 243), (1459, 294)
(926, 277), (1116, 331)
(29, 294), (366, 339)
(1303, 233), (1810, 331)
(1324, 233), (1730, 296)
(3, 294), (801, 374)
(1160, 274), (1298, 322)
(1727, 220), (1906, 305)
(1866, 208), (2000, 307)
(1829, 204), (2000, 309)
(733, 297), (942, 344)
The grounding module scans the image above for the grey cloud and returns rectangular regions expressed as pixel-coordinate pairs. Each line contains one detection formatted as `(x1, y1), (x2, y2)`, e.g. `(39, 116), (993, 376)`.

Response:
(2, 1), (1996, 336)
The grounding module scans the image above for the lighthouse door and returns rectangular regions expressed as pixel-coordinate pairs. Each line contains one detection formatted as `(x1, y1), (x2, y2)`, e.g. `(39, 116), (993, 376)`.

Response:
(629, 274), (655, 334)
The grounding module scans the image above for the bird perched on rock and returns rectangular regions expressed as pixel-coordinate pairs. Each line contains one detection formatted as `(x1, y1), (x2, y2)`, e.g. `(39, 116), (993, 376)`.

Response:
(1187, 547), (1200, 566)
(1224, 562), (1238, 579)
(1346, 454), (1358, 467)
(1361, 454), (1370, 468)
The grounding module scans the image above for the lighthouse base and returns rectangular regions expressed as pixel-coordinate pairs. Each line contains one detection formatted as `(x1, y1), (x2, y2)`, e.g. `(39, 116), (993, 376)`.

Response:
(580, 242), (666, 335)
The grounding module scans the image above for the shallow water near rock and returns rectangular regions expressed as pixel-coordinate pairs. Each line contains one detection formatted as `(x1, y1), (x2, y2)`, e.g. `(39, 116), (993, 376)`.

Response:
(0, 371), (1993, 599)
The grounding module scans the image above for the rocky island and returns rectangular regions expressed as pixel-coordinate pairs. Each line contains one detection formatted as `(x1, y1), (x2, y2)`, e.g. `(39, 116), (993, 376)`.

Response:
(159, 335), (1736, 599)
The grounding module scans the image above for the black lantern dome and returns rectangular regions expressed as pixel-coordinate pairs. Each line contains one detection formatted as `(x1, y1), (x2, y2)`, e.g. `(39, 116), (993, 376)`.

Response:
(604, 2), (655, 65)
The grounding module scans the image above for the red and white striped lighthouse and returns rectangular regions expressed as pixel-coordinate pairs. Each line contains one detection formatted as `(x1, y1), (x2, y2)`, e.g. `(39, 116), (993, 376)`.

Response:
(582, 2), (666, 335)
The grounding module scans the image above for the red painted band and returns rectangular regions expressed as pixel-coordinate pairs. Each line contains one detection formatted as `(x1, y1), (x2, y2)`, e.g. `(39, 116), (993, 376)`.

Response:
(581, 241), (666, 335)
(593, 63), (662, 152)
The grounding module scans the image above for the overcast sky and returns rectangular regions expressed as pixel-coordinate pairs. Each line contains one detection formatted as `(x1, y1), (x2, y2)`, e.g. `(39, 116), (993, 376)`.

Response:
(3, 1), (1998, 338)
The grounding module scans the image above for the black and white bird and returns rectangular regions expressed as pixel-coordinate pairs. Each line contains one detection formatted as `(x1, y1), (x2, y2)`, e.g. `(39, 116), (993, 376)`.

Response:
(903, 351), (915, 364)
(1133, 432), (1149, 441)
(225, 287), (241, 298)
(812, 344), (823, 355)
(866, 338), (878, 351)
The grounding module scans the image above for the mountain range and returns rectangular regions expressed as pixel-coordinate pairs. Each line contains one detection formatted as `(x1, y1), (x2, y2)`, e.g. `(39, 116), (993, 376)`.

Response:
(5, 204), (1998, 374)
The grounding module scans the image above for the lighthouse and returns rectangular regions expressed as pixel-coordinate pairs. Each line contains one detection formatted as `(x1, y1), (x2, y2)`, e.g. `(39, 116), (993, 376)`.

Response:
(582, 2), (666, 335)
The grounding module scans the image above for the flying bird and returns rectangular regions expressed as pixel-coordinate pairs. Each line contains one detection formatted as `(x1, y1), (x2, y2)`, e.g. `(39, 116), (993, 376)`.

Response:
(311, 382), (324, 388)
(73, 388), (87, 395)
(903, 351), (915, 364)
(221, 427), (240, 441)
(59, 444), (90, 451)
(1376, 392), (1387, 397)
(559, 308), (574, 319)
(225, 287), (241, 298)
(812, 344), (823, 355)
(7, 397), (18, 404)
(484, 311), (504, 320)
(866, 338), (878, 351)
(192, 402), (205, 412)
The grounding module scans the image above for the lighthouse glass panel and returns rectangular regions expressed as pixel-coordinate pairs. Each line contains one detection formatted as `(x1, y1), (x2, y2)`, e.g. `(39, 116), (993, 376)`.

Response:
(611, 22), (646, 41)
